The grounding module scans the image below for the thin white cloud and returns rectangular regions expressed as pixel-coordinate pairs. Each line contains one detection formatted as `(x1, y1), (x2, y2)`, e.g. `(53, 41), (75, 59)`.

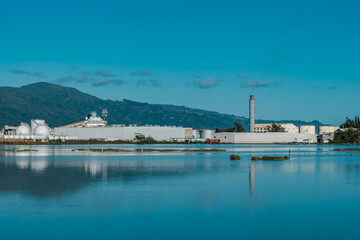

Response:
(95, 70), (116, 78)
(92, 79), (123, 87)
(131, 69), (152, 76)
(198, 78), (218, 89)
(237, 72), (248, 79)
(241, 79), (272, 88)
(9, 69), (48, 78)
(150, 79), (162, 88)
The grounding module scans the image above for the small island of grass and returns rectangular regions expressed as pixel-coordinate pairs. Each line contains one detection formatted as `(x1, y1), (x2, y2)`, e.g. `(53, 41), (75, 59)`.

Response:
(72, 148), (226, 153)
(251, 156), (289, 161)
(332, 149), (360, 152)
(0, 148), (38, 152)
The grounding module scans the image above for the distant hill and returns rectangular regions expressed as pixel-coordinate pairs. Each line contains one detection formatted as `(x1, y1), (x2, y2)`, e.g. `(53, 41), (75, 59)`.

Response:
(0, 82), (324, 130)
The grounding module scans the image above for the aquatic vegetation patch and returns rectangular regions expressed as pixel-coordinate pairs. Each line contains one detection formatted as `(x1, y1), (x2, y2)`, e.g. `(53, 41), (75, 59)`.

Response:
(251, 156), (289, 161)
(0, 148), (38, 152)
(332, 149), (360, 152)
(72, 148), (226, 153)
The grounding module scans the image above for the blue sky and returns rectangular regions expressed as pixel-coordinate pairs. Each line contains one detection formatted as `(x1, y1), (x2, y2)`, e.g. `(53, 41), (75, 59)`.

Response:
(0, 0), (359, 125)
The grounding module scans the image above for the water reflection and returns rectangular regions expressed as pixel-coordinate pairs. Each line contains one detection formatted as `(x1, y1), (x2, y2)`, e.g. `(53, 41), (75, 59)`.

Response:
(0, 156), (240, 197)
(249, 161), (255, 198)
(0, 145), (359, 199)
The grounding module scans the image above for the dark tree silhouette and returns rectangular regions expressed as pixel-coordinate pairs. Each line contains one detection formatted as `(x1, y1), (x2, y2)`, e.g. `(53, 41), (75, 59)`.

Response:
(267, 123), (285, 132)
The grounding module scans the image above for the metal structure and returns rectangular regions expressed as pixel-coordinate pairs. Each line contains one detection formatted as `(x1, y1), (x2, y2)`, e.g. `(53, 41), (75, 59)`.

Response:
(192, 130), (200, 139)
(249, 95), (255, 133)
(199, 129), (215, 140)
(101, 109), (108, 121)
(16, 123), (31, 136)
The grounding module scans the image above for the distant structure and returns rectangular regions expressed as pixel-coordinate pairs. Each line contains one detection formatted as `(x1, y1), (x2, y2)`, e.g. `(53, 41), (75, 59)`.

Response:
(318, 126), (340, 143)
(54, 111), (193, 141)
(3, 119), (50, 143)
(254, 123), (300, 134)
(101, 109), (108, 121)
(299, 125), (316, 134)
(214, 95), (318, 144)
(249, 95), (255, 132)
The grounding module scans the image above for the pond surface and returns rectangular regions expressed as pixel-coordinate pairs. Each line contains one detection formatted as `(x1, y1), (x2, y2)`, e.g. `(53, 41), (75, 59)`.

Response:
(0, 144), (359, 239)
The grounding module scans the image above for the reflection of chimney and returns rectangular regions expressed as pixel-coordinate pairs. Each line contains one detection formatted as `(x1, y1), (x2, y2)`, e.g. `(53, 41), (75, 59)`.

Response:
(249, 95), (255, 132)
(249, 161), (255, 198)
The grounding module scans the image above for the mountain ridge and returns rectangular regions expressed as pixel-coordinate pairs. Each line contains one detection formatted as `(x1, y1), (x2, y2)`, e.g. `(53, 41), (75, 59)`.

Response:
(0, 82), (325, 130)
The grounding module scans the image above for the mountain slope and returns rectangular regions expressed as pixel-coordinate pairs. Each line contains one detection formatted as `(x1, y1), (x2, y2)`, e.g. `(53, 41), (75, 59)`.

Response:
(0, 82), (324, 130)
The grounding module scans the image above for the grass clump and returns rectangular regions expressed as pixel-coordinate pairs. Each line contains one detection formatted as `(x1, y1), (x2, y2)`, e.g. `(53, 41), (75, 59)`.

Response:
(0, 148), (38, 152)
(332, 149), (360, 152)
(251, 156), (289, 161)
(72, 148), (225, 153)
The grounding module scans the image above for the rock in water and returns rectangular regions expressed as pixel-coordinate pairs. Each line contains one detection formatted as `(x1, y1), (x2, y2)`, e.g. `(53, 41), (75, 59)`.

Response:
(230, 154), (240, 160)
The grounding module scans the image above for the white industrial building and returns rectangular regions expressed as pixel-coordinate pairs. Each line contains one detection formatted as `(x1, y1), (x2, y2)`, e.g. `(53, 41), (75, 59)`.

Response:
(216, 96), (317, 144)
(3, 119), (50, 141)
(299, 125), (316, 134)
(318, 126), (340, 143)
(53, 111), (192, 141)
(254, 123), (300, 133)
(192, 129), (215, 141)
(214, 132), (317, 144)
(54, 125), (192, 141)
(319, 126), (340, 135)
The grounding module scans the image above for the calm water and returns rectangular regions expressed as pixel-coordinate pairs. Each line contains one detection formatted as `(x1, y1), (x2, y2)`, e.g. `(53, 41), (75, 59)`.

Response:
(0, 144), (360, 239)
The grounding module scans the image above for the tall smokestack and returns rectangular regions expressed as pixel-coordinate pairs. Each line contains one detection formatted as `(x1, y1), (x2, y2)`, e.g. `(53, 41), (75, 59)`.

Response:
(249, 95), (255, 132)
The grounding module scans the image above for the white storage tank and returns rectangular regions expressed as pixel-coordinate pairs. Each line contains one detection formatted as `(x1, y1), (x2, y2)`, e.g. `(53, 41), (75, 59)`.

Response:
(299, 125), (316, 134)
(31, 119), (45, 134)
(16, 123), (31, 136)
(200, 129), (215, 140)
(192, 130), (200, 139)
(319, 126), (340, 135)
(34, 125), (50, 138)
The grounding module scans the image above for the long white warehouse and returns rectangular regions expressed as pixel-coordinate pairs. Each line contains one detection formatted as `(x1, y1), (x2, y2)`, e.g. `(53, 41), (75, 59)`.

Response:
(214, 132), (317, 144)
(53, 111), (192, 141)
(54, 125), (192, 141)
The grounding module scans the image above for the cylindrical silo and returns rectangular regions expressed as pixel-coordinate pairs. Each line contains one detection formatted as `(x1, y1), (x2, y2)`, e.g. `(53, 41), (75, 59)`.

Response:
(299, 125), (316, 134)
(192, 130), (200, 139)
(200, 130), (215, 140)
(249, 95), (255, 132)
(319, 126), (340, 135)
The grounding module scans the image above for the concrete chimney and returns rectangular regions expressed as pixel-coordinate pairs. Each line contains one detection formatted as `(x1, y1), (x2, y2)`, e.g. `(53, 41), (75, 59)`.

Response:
(249, 95), (255, 132)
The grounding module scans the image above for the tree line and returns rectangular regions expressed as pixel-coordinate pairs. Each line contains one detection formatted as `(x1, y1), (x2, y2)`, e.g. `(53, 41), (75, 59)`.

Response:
(333, 116), (360, 144)
(340, 116), (360, 128)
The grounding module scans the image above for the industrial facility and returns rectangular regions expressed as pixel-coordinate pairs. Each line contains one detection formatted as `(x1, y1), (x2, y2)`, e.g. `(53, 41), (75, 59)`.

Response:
(0, 95), (342, 144)
(3, 119), (50, 143)
(1, 111), (193, 142)
(213, 95), (323, 144)
(54, 111), (192, 141)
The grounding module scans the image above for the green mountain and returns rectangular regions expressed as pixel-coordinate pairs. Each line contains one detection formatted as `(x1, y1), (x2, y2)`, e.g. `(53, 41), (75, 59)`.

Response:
(0, 82), (324, 130)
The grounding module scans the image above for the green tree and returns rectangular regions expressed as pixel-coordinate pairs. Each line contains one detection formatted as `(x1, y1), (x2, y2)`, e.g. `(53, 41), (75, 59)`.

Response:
(332, 128), (360, 144)
(134, 134), (157, 144)
(234, 122), (245, 132)
(267, 123), (285, 132)
(215, 122), (245, 133)
(340, 116), (360, 128)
